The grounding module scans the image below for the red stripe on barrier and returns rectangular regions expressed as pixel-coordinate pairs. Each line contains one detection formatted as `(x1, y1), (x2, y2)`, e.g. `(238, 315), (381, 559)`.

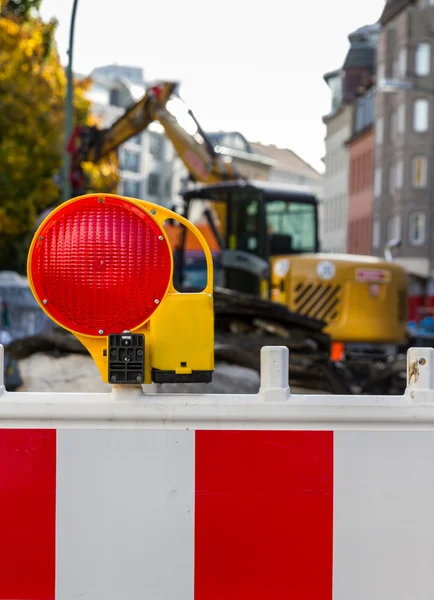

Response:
(0, 429), (56, 600)
(194, 430), (333, 599)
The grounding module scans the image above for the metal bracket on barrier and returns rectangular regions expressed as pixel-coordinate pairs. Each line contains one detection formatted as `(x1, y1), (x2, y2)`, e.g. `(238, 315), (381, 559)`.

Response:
(406, 347), (434, 400)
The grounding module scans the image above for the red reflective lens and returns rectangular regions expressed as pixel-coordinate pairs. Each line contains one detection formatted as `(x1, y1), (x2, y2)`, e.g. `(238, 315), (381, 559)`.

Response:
(29, 195), (172, 336)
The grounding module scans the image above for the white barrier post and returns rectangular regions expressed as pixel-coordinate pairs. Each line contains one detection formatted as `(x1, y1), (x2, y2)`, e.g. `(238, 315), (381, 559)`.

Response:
(406, 347), (434, 400)
(259, 346), (290, 402)
(0, 344), (4, 395)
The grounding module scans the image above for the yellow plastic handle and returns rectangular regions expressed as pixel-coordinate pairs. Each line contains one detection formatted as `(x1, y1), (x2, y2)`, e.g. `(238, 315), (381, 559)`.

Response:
(131, 198), (214, 295)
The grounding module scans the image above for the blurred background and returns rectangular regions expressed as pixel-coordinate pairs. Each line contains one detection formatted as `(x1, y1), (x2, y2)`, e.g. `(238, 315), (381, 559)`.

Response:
(4, 0), (434, 395)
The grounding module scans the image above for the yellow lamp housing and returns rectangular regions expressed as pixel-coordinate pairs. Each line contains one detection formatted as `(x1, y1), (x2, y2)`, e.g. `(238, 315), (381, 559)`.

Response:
(27, 193), (214, 385)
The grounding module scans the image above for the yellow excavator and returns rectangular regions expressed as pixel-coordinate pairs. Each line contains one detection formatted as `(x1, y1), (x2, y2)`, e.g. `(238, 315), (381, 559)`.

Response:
(68, 80), (409, 371)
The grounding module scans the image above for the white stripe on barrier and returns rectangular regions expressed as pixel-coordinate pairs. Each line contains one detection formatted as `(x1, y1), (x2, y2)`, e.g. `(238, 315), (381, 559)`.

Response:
(56, 430), (194, 598)
(334, 431), (434, 598)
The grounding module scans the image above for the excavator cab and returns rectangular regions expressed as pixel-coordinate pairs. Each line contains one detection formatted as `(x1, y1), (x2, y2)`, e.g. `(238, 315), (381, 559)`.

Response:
(177, 180), (408, 349)
(178, 181), (319, 299)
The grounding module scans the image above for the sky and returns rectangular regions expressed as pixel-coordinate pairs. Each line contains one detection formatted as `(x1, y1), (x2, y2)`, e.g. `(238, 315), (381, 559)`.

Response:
(40, 0), (387, 174)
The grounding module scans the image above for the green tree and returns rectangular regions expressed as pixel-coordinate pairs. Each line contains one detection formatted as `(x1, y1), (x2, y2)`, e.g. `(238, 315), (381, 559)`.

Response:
(1, 0), (41, 19)
(0, 0), (119, 273)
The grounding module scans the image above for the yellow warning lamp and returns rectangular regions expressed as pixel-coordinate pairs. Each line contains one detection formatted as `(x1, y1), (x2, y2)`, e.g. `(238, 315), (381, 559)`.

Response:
(27, 194), (214, 385)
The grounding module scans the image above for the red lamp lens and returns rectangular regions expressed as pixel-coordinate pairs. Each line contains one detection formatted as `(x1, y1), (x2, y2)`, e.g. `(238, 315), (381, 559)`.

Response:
(29, 195), (172, 336)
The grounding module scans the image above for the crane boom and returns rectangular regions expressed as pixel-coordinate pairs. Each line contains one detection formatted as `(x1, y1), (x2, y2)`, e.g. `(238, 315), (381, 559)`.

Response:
(68, 81), (240, 196)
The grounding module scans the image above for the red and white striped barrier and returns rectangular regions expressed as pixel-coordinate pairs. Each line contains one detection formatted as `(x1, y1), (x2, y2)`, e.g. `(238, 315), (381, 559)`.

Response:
(1, 345), (434, 599)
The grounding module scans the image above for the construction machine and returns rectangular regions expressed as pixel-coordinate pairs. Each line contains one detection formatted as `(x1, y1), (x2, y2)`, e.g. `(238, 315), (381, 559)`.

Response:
(68, 80), (409, 391)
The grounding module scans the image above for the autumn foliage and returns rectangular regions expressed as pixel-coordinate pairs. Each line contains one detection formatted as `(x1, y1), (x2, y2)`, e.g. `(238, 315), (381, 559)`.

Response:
(0, 0), (119, 271)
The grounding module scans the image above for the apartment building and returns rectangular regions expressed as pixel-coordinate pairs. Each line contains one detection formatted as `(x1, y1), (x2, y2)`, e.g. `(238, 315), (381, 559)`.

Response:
(346, 88), (375, 255)
(373, 0), (434, 313)
(322, 85), (353, 253)
(322, 23), (379, 253)
(249, 142), (322, 193)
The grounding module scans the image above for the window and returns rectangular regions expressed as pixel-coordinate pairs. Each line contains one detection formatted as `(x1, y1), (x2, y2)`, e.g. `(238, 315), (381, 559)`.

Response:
(415, 43), (431, 76)
(164, 176), (172, 197)
(148, 172), (160, 196)
(149, 133), (163, 159)
(397, 102), (406, 133)
(372, 220), (380, 249)
(265, 199), (317, 254)
(130, 134), (141, 146)
(355, 103), (364, 132)
(387, 214), (401, 241)
(374, 167), (382, 198)
(388, 164), (395, 193)
(396, 160), (404, 189)
(390, 110), (397, 141)
(375, 117), (384, 145)
(398, 47), (407, 77)
(376, 62), (385, 82)
(413, 98), (429, 131)
(392, 57), (399, 78)
(412, 156), (428, 188)
(123, 179), (140, 198)
(328, 73), (343, 113)
(121, 150), (140, 173)
(409, 212), (426, 245)
(109, 89), (121, 107)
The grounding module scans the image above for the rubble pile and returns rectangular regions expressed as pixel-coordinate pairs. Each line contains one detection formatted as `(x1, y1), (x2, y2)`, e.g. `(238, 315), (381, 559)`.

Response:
(213, 288), (349, 394)
(6, 287), (349, 394)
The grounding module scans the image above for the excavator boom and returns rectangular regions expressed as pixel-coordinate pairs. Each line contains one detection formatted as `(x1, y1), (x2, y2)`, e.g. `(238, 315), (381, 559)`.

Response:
(68, 80), (240, 196)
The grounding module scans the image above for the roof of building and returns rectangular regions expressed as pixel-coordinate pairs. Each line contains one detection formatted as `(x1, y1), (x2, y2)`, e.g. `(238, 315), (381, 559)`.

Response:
(343, 44), (376, 69)
(207, 131), (252, 153)
(323, 68), (341, 83)
(205, 131), (276, 167)
(250, 142), (321, 180)
(182, 180), (318, 203)
(349, 22), (381, 39)
(379, 0), (415, 25)
(343, 22), (379, 69)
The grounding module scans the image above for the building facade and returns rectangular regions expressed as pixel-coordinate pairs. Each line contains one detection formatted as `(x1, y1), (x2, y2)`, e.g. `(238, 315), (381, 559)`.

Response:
(373, 0), (434, 314)
(91, 64), (145, 85)
(346, 95), (376, 256)
(322, 23), (379, 253)
(249, 142), (322, 193)
(322, 93), (353, 253)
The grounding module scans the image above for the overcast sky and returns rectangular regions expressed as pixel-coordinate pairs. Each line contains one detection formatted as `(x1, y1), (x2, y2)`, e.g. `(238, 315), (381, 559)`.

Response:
(40, 0), (386, 173)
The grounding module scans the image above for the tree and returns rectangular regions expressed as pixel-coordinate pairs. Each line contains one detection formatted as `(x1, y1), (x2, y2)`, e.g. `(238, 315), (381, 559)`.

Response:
(0, 0), (119, 272)
(72, 77), (120, 195)
(1, 0), (41, 20)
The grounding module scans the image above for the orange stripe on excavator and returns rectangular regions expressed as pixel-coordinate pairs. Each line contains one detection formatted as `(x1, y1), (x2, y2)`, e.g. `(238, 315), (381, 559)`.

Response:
(331, 342), (345, 362)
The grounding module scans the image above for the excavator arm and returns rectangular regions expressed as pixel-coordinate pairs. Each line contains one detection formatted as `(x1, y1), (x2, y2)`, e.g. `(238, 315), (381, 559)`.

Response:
(68, 80), (240, 197)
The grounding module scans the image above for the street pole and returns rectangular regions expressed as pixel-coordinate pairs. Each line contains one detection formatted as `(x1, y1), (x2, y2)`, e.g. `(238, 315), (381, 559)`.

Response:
(62, 0), (80, 203)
